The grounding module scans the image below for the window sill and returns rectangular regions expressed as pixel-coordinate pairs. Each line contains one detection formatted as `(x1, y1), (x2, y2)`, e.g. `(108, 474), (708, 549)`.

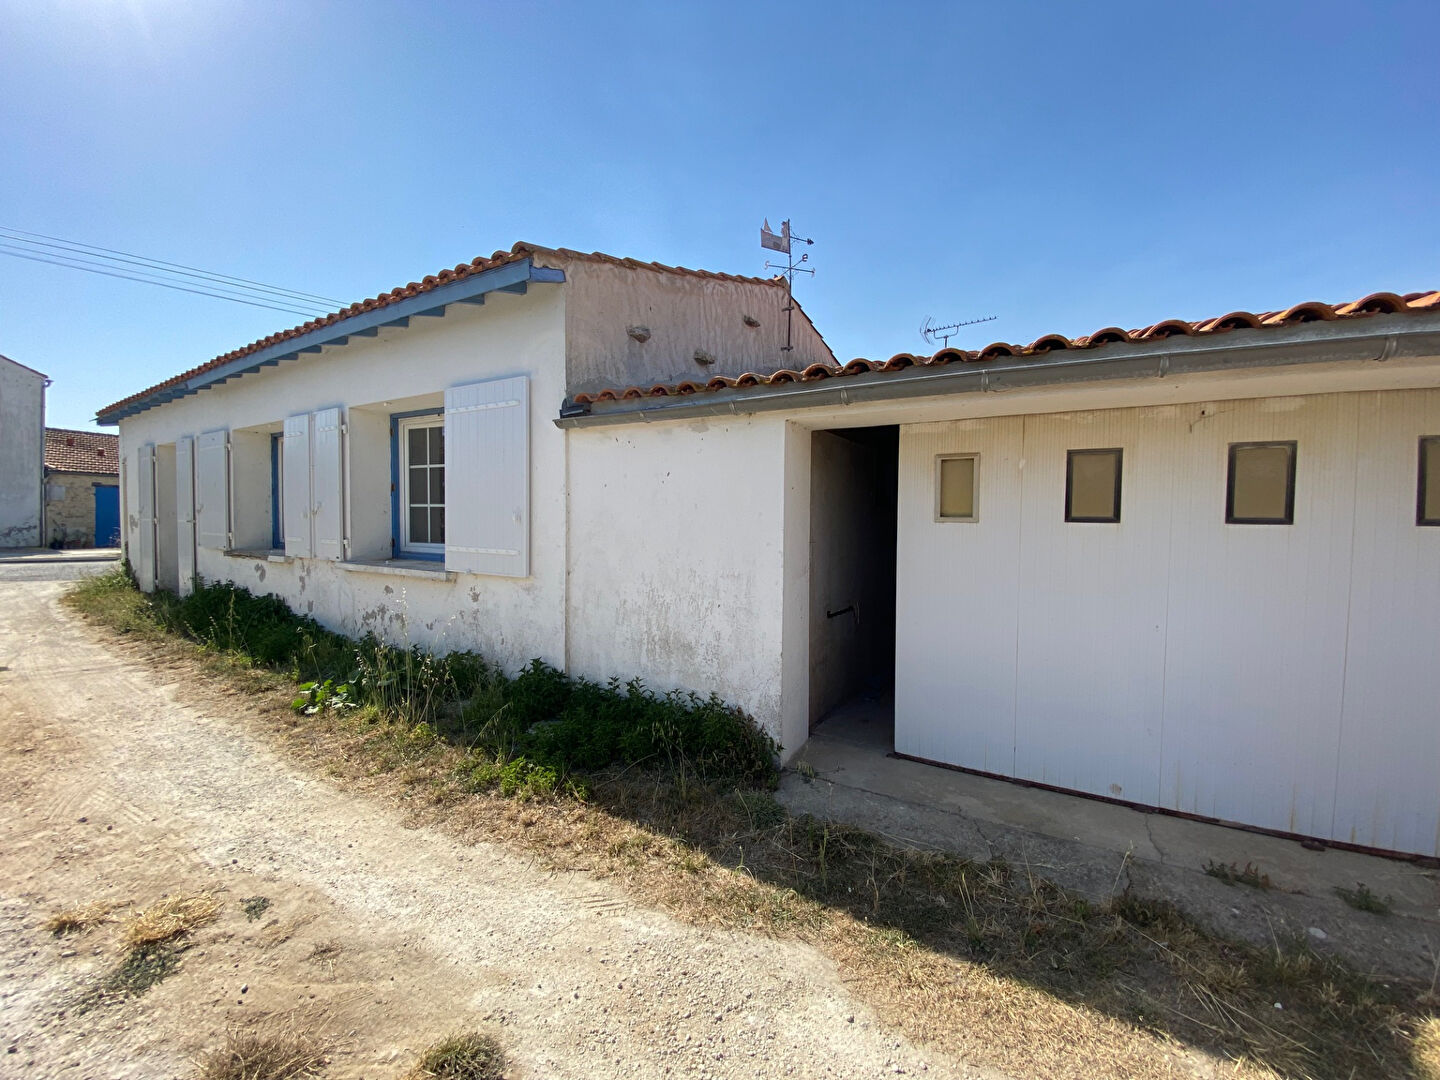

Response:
(225, 548), (292, 563)
(337, 558), (455, 582)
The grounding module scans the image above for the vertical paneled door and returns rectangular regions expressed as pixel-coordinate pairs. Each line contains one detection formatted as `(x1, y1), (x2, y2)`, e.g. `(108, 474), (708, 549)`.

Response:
(92, 484), (119, 549)
(894, 389), (1440, 856)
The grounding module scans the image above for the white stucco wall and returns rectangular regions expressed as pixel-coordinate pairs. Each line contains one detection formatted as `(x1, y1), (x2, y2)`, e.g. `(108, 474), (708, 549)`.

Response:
(565, 414), (801, 751)
(117, 288), (570, 671)
(0, 356), (45, 547)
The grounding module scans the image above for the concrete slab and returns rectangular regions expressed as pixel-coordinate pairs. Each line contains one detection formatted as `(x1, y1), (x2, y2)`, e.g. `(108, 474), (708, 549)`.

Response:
(781, 725), (1440, 982)
(0, 547), (120, 564)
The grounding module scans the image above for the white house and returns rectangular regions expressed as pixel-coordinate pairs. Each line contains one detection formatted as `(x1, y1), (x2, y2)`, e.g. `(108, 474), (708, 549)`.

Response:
(98, 243), (1440, 858)
(0, 352), (47, 548)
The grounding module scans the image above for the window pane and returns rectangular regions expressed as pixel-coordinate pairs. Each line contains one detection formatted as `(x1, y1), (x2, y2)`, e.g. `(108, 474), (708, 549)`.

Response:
(1067, 449), (1121, 522)
(408, 466), (428, 506)
(430, 425), (445, 464)
(408, 425), (429, 466)
(938, 457), (975, 520)
(409, 505), (429, 544)
(431, 464), (445, 504)
(1229, 443), (1294, 523)
(431, 507), (446, 544)
(1421, 437), (1440, 525)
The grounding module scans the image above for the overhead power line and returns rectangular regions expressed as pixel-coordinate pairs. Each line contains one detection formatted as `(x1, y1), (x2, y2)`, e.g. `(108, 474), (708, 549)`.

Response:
(0, 227), (345, 308)
(0, 246), (330, 319)
(0, 225), (347, 317)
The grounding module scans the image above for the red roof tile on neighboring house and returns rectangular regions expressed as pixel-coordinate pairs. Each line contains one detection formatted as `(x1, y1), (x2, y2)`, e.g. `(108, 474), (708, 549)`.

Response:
(569, 290), (1440, 405)
(45, 427), (119, 475)
(96, 243), (790, 420)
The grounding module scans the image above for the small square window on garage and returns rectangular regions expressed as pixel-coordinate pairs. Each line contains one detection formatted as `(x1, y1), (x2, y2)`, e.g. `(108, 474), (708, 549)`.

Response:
(1420, 436), (1440, 526)
(1227, 441), (1296, 524)
(1065, 448), (1122, 523)
(936, 454), (977, 521)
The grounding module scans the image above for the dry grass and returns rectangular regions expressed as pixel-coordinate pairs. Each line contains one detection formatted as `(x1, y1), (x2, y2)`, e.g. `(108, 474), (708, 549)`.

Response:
(1413, 1017), (1440, 1079)
(122, 892), (221, 949)
(195, 1024), (328, 1080)
(45, 899), (122, 936)
(280, 710), (1440, 1080)
(404, 1031), (506, 1080)
(67, 580), (1440, 1080)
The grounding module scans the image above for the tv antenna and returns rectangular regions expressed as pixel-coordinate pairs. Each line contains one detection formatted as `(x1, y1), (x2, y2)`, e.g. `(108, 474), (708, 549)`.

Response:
(760, 218), (814, 353)
(920, 313), (998, 350)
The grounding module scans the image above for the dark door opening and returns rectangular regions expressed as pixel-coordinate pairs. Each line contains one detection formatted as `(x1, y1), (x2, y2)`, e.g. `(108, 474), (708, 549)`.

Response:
(808, 425), (898, 750)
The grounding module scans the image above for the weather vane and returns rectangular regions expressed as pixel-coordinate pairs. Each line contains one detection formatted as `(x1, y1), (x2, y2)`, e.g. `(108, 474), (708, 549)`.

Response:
(760, 219), (814, 354)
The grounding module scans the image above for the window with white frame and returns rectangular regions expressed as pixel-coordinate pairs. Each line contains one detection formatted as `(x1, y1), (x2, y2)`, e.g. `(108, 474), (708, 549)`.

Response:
(397, 414), (445, 556)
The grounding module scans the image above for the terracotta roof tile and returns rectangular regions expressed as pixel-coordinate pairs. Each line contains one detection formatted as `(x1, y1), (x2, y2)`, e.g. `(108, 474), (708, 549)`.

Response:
(97, 242), (789, 421)
(45, 427), (119, 475)
(570, 288), (1440, 406)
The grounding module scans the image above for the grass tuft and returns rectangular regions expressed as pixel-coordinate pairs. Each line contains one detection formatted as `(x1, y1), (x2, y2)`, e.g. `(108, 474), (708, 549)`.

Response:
(45, 900), (121, 936)
(122, 892), (221, 948)
(1202, 859), (1273, 890)
(241, 896), (272, 922)
(196, 1025), (328, 1080)
(404, 1032), (506, 1080)
(1335, 882), (1393, 915)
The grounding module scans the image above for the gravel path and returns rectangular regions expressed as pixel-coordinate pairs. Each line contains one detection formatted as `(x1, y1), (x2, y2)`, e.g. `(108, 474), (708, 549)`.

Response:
(0, 581), (988, 1079)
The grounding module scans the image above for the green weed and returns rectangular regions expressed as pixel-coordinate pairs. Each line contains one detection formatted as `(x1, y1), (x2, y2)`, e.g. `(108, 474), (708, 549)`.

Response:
(1202, 860), (1273, 890)
(1335, 882), (1393, 915)
(405, 1031), (505, 1080)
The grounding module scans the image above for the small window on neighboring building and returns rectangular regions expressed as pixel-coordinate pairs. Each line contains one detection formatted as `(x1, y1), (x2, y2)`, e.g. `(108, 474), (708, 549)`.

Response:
(1419, 436), (1440, 527)
(1227, 441), (1296, 524)
(396, 414), (445, 557)
(1065, 448), (1122, 523)
(936, 455), (977, 521)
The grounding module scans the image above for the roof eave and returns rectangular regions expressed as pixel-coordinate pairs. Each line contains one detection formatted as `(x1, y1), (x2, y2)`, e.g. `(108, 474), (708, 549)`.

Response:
(97, 258), (565, 425)
(555, 312), (1440, 428)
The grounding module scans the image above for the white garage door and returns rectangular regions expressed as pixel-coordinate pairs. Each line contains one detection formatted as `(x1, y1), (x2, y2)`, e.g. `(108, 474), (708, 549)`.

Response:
(894, 388), (1440, 856)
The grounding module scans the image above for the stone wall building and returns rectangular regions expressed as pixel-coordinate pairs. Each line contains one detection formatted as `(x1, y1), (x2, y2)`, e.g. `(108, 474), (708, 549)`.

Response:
(44, 427), (120, 547)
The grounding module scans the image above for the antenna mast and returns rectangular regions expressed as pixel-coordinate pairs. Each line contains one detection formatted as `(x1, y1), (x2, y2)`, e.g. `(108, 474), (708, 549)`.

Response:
(760, 218), (814, 354)
(920, 314), (998, 350)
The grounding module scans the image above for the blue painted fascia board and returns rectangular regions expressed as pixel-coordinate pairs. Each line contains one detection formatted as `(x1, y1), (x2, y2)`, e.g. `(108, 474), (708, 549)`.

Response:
(100, 258), (564, 424)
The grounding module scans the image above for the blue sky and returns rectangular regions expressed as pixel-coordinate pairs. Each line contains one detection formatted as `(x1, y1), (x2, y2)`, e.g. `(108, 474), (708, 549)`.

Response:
(2, 0), (1436, 431)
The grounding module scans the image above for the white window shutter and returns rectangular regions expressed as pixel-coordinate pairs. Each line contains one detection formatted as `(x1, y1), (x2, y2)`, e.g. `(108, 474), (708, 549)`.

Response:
(135, 444), (156, 591)
(283, 414), (313, 557)
(444, 375), (529, 577)
(195, 429), (231, 550)
(175, 436), (196, 595)
(311, 407), (345, 561)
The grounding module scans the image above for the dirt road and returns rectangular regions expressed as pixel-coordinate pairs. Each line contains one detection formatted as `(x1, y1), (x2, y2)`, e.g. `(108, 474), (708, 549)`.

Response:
(0, 579), (988, 1079)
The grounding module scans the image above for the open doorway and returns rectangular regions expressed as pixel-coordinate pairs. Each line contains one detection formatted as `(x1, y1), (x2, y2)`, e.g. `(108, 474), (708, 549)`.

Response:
(808, 425), (898, 751)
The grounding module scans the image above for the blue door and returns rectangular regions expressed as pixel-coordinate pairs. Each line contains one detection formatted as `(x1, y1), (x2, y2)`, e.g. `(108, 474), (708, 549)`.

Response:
(93, 484), (120, 547)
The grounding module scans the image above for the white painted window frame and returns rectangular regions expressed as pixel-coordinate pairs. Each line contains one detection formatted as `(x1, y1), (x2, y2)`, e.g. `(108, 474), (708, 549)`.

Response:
(397, 413), (445, 558)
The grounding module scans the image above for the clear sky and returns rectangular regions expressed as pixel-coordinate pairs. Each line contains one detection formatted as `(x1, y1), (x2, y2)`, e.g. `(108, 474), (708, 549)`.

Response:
(2, 0), (1436, 431)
